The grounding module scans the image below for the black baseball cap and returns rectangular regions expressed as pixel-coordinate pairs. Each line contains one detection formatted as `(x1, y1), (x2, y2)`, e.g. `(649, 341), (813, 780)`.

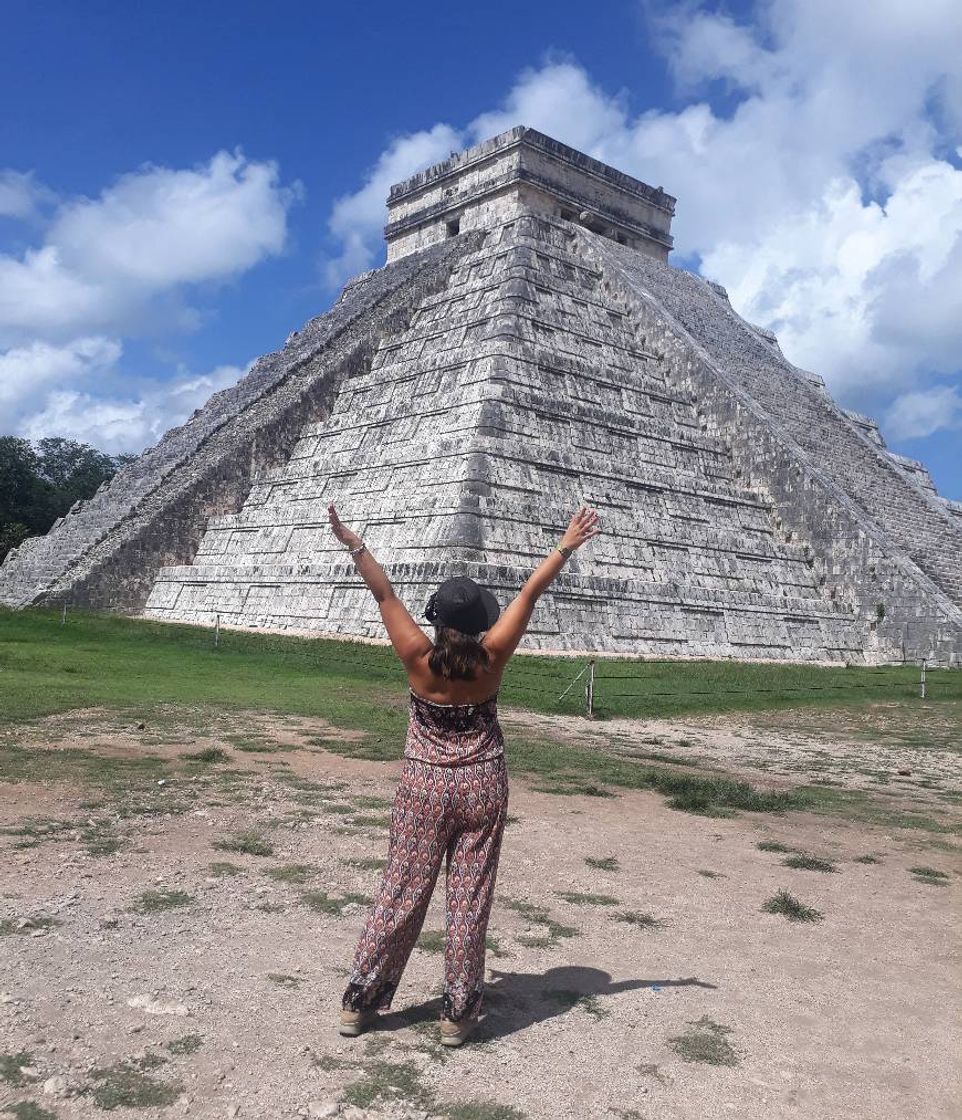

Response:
(424, 576), (500, 636)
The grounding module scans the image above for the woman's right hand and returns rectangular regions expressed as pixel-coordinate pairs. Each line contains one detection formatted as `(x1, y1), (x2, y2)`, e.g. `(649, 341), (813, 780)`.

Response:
(559, 506), (600, 552)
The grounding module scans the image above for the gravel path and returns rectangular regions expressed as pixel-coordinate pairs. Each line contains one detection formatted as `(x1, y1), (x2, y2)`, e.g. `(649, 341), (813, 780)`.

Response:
(1, 709), (960, 1119)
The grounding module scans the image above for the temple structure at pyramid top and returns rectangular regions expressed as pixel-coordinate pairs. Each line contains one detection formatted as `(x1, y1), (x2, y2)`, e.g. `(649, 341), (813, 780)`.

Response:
(2, 126), (960, 664)
(383, 126), (675, 262)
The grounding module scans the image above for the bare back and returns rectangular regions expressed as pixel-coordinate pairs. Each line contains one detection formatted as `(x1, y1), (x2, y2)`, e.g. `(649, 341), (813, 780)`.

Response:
(405, 649), (508, 705)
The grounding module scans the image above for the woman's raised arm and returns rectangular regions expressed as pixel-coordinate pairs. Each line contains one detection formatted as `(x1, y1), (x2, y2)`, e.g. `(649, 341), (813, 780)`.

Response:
(328, 504), (432, 668)
(483, 507), (600, 665)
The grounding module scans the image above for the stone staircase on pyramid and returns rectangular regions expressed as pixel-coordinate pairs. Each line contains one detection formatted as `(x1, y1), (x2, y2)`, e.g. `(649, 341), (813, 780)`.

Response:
(2, 127), (960, 663)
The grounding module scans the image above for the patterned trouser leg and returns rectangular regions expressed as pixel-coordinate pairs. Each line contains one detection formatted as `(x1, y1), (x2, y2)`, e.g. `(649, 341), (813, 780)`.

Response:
(342, 755), (508, 1021)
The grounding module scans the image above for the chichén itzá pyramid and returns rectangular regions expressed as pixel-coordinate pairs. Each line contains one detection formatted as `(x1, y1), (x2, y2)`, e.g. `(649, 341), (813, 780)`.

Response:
(2, 127), (960, 664)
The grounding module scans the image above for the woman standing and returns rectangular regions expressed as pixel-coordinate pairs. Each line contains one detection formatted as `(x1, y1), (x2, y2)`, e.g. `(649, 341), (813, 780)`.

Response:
(328, 504), (600, 1046)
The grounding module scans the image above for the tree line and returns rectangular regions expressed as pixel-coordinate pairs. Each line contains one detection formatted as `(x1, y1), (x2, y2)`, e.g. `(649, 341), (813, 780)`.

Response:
(0, 436), (135, 562)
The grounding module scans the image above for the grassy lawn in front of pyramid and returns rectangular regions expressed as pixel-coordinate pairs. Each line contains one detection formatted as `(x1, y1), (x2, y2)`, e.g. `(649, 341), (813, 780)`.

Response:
(1, 608), (960, 831)
(2, 607), (957, 727)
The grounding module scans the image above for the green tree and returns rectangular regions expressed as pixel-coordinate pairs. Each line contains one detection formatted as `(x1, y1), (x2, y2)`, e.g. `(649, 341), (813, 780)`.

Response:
(0, 436), (134, 562)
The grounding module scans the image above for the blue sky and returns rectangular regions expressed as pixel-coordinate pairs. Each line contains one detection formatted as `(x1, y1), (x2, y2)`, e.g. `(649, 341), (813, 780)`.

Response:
(1, 0), (960, 499)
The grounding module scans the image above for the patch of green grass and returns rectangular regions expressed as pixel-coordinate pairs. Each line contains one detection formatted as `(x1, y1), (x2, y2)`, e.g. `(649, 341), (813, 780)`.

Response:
(697, 869), (724, 878)
(129, 889), (193, 914)
(179, 747), (229, 764)
(207, 861), (243, 877)
(300, 890), (372, 916)
(555, 891), (619, 906)
(82, 821), (126, 857)
(502, 896), (579, 947)
(909, 866), (950, 886)
(585, 856), (620, 871)
(613, 910), (662, 930)
(0, 817), (74, 848)
(262, 863), (318, 884)
(757, 840), (796, 853)
(762, 889), (823, 922)
(417, 930), (445, 953)
(350, 795), (393, 810)
(346, 814), (391, 828)
(438, 1102), (527, 1120)
(342, 1059), (432, 1110)
(0, 1052), (32, 1087)
(782, 854), (838, 873)
(163, 1034), (202, 1056)
(267, 973), (303, 987)
(0, 915), (60, 936)
(212, 831), (273, 857)
(667, 1016), (738, 1066)
(485, 933), (507, 958)
(341, 857), (386, 871)
(84, 1058), (182, 1110)
(853, 854), (881, 864)
(4, 1104), (57, 1120)
(4, 609), (955, 732)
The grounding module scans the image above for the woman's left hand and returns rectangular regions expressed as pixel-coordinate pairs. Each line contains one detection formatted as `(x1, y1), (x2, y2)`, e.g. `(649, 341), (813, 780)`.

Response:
(328, 503), (363, 550)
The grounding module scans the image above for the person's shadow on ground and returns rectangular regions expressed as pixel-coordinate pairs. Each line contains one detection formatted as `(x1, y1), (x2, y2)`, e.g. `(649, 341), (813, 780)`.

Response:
(380, 967), (717, 1041)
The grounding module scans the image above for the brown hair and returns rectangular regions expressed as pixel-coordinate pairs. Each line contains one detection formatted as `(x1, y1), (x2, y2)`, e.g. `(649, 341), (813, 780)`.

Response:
(428, 625), (492, 681)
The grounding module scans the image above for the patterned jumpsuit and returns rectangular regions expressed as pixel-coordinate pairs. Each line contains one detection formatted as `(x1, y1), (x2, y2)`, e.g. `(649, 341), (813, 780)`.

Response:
(341, 689), (509, 1022)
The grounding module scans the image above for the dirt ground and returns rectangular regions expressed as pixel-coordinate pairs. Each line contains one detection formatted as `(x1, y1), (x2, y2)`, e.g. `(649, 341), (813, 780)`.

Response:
(1, 705), (960, 1120)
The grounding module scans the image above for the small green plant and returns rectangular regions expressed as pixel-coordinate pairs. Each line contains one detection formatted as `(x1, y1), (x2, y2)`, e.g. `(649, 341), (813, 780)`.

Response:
(163, 1034), (202, 1056)
(212, 831), (273, 857)
(417, 930), (445, 953)
(782, 854), (837, 873)
(129, 889), (193, 914)
(300, 890), (372, 916)
(909, 866), (949, 886)
(262, 863), (318, 884)
(207, 861), (243, 877)
(350, 794), (393, 810)
(503, 896), (578, 946)
(853, 854), (881, 864)
(697, 869), (724, 879)
(555, 891), (619, 906)
(613, 910), (662, 930)
(762, 889), (823, 922)
(341, 856), (386, 871)
(0, 1052), (32, 1087)
(83, 1058), (182, 1110)
(585, 856), (620, 871)
(342, 1059), (433, 1110)
(4, 1103), (58, 1120)
(756, 840), (795, 853)
(179, 747), (228, 763)
(667, 1016), (738, 1066)
(0, 915), (60, 937)
(267, 973), (303, 987)
(438, 1104), (527, 1120)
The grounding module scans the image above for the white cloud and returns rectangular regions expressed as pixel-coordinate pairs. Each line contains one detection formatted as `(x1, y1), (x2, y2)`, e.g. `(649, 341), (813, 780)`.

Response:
(0, 150), (299, 344)
(18, 360), (248, 455)
(320, 0), (962, 475)
(885, 384), (962, 439)
(0, 336), (122, 408)
(0, 150), (295, 453)
(324, 124), (462, 285)
(0, 170), (54, 221)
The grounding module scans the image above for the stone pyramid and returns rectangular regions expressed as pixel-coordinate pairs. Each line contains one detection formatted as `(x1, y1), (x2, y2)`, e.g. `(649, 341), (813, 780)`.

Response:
(2, 127), (960, 663)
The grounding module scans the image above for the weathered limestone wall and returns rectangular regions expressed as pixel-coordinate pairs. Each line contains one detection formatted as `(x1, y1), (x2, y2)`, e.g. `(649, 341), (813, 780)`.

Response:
(580, 229), (962, 661)
(146, 216), (872, 661)
(0, 233), (484, 610)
